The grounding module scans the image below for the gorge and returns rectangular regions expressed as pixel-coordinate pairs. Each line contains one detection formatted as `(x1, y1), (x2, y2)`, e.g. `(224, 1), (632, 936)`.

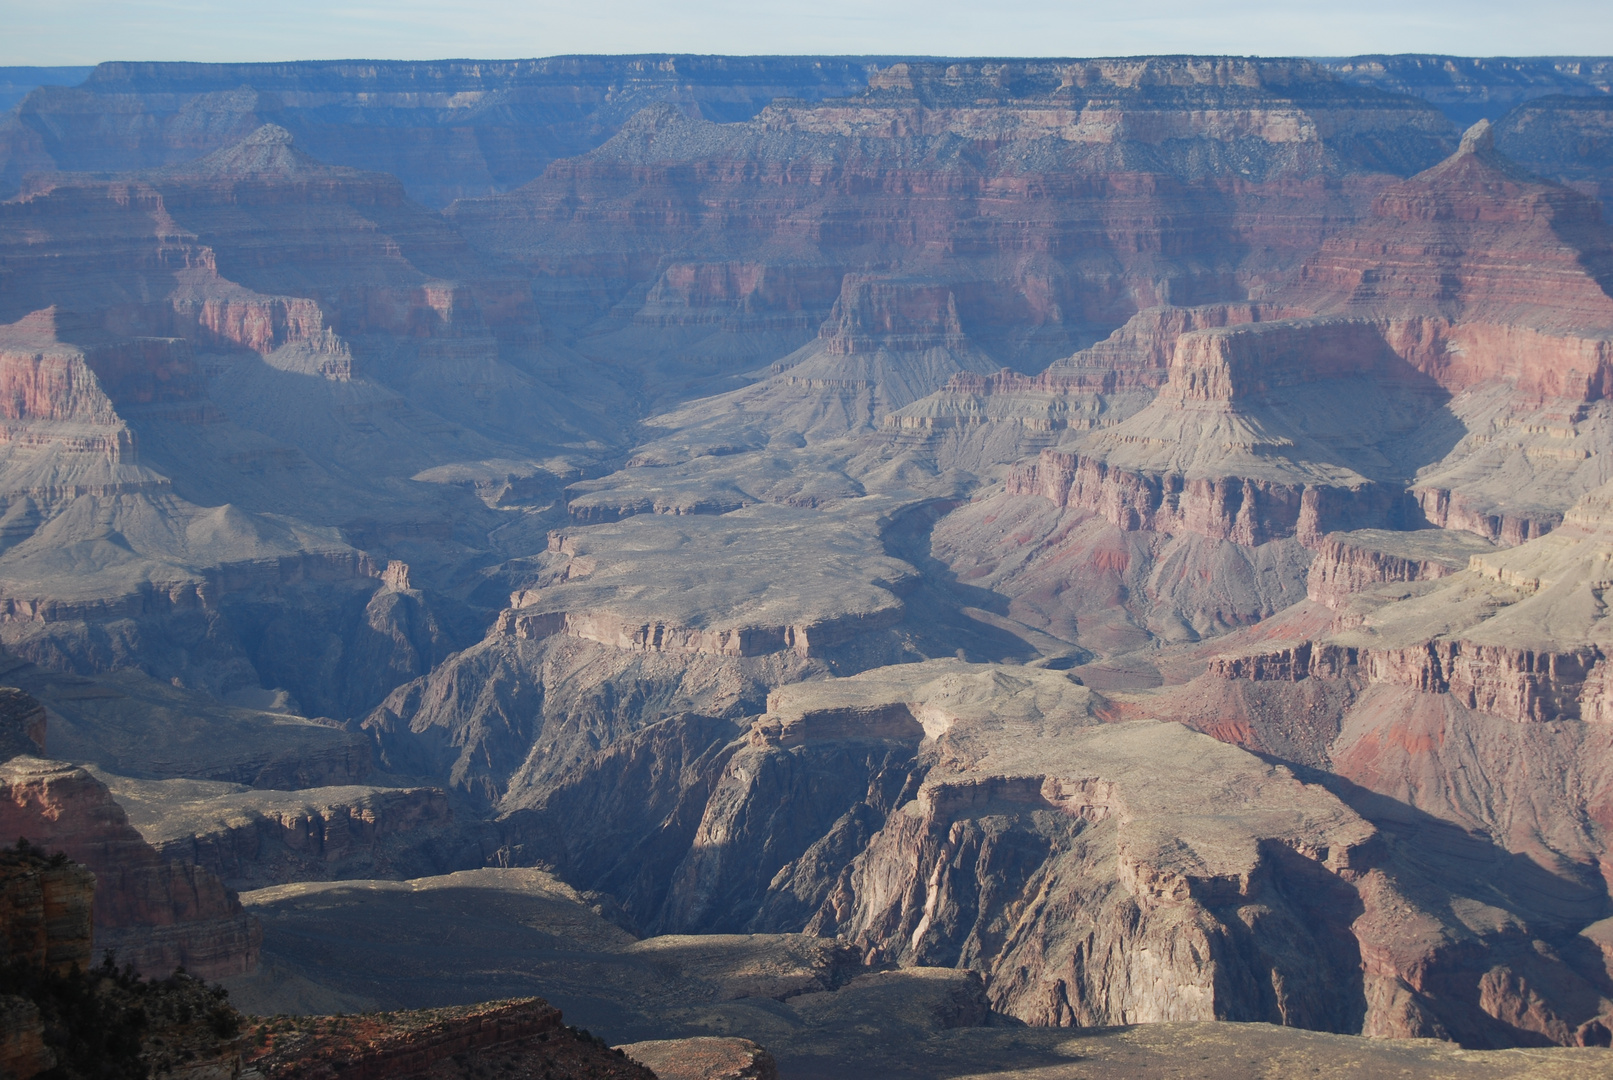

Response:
(0, 51), (1612, 1078)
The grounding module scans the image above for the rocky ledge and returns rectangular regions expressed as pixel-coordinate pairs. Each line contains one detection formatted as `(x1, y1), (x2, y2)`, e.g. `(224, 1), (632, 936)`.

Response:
(0, 754), (259, 979)
(495, 503), (913, 659)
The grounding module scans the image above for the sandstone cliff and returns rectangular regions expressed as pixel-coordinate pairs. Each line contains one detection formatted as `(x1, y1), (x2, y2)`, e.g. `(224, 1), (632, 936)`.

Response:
(996, 122), (1613, 560)
(0, 755), (259, 979)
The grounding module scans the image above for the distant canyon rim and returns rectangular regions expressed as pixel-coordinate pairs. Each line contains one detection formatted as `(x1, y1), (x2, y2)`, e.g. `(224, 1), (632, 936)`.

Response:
(0, 52), (1611, 1079)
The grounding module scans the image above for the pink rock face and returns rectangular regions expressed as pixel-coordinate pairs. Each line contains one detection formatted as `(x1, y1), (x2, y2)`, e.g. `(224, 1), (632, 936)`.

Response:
(1292, 122), (1613, 332)
(0, 757), (258, 979)
(818, 277), (967, 355)
(1272, 121), (1613, 403)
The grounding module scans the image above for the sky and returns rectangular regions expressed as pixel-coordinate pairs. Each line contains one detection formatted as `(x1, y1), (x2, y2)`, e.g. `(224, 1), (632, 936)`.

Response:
(1, 0), (1610, 66)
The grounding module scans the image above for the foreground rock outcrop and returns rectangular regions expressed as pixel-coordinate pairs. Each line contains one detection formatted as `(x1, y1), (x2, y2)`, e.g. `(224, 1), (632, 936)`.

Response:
(0, 754), (259, 979)
(0, 841), (93, 976)
(241, 998), (653, 1080)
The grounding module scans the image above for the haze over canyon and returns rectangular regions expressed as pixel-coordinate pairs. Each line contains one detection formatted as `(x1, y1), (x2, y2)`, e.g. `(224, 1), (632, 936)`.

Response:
(2, 52), (1613, 1078)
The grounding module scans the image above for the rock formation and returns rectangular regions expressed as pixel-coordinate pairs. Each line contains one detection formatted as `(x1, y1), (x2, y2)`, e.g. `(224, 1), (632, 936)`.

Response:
(103, 777), (479, 891)
(616, 1037), (778, 1080)
(241, 998), (654, 1080)
(0, 842), (93, 975)
(4, 51), (1613, 1066)
(0, 754), (259, 979)
(0, 58), (888, 205)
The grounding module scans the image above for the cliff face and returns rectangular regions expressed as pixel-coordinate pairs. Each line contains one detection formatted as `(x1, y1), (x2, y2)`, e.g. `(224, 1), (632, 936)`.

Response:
(0, 844), (94, 975)
(106, 779), (476, 892)
(1305, 529), (1499, 610)
(0, 756), (258, 979)
(1001, 122), (1613, 559)
(0, 57), (889, 206)
(451, 59), (1453, 387)
(1320, 56), (1613, 128)
(514, 660), (1613, 1047)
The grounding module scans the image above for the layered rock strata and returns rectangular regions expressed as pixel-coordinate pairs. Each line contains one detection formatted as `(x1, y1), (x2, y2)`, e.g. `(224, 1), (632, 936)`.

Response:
(0, 57), (886, 205)
(452, 57), (1454, 392)
(524, 659), (1613, 1045)
(1204, 478), (1613, 726)
(1005, 318), (1433, 546)
(0, 843), (93, 974)
(1306, 529), (1499, 610)
(1004, 121), (1613, 554)
(0, 755), (258, 978)
(494, 503), (913, 659)
(102, 777), (473, 891)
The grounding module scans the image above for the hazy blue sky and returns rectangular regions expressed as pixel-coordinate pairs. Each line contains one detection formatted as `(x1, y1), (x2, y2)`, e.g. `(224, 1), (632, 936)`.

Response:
(1, 0), (1609, 65)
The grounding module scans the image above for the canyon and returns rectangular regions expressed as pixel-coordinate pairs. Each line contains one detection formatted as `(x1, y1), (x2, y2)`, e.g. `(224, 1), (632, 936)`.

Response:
(1, 51), (1613, 1078)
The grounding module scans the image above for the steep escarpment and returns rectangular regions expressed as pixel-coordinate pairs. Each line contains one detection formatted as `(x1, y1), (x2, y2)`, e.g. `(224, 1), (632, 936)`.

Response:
(1305, 529), (1499, 609)
(0, 57), (888, 206)
(0, 754), (258, 979)
(1200, 477), (1613, 727)
(102, 776), (479, 892)
(997, 121), (1613, 570)
(1004, 317), (1441, 547)
(515, 659), (1613, 1047)
(452, 58), (1453, 397)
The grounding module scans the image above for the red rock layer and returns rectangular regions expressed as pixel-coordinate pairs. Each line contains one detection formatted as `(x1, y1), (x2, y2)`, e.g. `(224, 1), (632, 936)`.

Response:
(0, 757), (258, 979)
(1290, 121), (1613, 333)
(818, 276), (967, 355)
(1277, 120), (1613, 401)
